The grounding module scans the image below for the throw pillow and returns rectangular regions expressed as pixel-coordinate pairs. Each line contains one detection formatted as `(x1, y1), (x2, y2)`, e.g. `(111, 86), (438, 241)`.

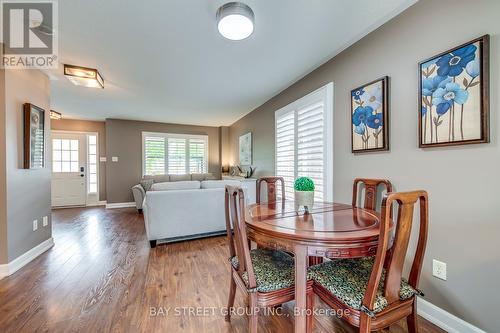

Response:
(140, 179), (154, 192)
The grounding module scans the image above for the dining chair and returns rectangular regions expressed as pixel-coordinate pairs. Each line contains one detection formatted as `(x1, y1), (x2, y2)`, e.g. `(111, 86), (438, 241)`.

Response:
(256, 177), (286, 206)
(224, 185), (314, 333)
(352, 178), (393, 211)
(309, 178), (393, 268)
(309, 190), (428, 333)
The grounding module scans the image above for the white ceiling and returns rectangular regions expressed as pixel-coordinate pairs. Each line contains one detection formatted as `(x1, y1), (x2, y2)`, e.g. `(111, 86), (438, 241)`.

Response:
(50, 0), (416, 126)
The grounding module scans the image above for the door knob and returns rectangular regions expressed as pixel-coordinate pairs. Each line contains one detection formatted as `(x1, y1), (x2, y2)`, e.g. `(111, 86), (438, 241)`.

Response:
(80, 174), (84, 177)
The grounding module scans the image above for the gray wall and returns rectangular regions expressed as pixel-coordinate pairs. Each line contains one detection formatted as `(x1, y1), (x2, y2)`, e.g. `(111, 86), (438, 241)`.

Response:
(51, 119), (107, 201)
(106, 119), (221, 203)
(228, 0), (499, 330)
(1, 69), (52, 263)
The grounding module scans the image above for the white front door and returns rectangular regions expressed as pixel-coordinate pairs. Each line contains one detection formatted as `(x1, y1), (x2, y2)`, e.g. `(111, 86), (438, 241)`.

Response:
(51, 133), (87, 207)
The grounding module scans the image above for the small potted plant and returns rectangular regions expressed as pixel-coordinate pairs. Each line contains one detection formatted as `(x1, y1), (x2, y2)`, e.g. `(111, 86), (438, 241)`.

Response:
(294, 177), (315, 213)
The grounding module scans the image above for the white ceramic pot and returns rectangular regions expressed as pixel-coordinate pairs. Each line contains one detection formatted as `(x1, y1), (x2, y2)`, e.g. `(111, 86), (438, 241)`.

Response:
(294, 190), (314, 213)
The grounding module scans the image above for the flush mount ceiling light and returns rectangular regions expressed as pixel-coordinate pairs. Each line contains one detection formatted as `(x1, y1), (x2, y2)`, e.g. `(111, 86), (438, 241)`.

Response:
(216, 2), (254, 40)
(64, 64), (104, 89)
(49, 110), (62, 120)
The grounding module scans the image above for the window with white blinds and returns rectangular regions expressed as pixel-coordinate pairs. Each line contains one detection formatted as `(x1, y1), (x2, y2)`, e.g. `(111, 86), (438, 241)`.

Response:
(142, 132), (208, 176)
(275, 83), (334, 202)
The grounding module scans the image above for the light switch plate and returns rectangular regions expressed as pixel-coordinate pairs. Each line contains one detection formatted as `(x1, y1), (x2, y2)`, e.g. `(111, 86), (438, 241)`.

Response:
(43, 216), (48, 227)
(33, 220), (38, 231)
(432, 259), (447, 280)
(112, 156), (118, 162)
(99, 157), (107, 162)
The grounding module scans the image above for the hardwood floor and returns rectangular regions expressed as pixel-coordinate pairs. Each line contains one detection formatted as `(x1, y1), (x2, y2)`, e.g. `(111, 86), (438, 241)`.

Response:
(0, 207), (445, 333)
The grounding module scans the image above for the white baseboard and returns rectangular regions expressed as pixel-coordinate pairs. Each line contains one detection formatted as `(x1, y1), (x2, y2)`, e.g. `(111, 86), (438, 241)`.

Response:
(0, 237), (54, 279)
(87, 200), (107, 207)
(106, 202), (136, 209)
(417, 297), (486, 333)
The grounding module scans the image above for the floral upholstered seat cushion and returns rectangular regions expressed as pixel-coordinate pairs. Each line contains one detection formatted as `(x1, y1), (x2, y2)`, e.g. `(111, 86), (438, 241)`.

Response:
(308, 257), (417, 313)
(230, 249), (295, 293)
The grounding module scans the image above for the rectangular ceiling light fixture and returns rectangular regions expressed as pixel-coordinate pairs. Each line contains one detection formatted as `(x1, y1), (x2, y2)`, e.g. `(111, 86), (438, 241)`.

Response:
(50, 110), (62, 120)
(64, 64), (104, 89)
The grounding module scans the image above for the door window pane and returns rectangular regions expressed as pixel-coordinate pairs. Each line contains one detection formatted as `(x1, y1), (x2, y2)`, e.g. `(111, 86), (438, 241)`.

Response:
(53, 161), (61, 172)
(62, 162), (70, 172)
(53, 138), (79, 173)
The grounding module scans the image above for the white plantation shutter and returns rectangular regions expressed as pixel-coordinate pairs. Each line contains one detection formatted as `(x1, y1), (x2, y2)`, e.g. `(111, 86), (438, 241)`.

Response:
(144, 136), (166, 175)
(297, 101), (324, 201)
(142, 133), (208, 176)
(275, 83), (333, 202)
(167, 138), (187, 174)
(189, 138), (208, 173)
(276, 111), (296, 200)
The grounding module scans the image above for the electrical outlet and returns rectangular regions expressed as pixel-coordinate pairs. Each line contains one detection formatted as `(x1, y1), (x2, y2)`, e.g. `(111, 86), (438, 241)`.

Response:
(432, 259), (447, 280)
(33, 219), (38, 231)
(42, 216), (49, 227)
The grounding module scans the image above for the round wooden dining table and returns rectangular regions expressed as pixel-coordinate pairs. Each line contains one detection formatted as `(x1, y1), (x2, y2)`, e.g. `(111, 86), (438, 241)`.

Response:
(245, 200), (392, 333)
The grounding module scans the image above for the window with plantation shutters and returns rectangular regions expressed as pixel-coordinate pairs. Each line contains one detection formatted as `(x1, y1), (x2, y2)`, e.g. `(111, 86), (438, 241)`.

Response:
(276, 110), (296, 200)
(167, 138), (187, 174)
(189, 138), (207, 173)
(144, 136), (166, 175)
(275, 83), (334, 202)
(142, 132), (208, 176)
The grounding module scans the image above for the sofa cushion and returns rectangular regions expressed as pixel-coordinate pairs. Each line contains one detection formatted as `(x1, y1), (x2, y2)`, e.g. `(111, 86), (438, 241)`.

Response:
(201, 180), (241, 189)
(191, 173), (216, 181)
(143, 174), (170, 183)
(230, 249), (295, 293)
(151, 180), (201, 191)
(169, 174), (191, 182)
(308, 257), (417, 313)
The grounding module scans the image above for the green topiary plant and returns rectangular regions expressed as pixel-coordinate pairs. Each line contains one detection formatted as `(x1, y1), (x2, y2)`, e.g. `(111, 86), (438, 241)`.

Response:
(294, 177), (315, 192)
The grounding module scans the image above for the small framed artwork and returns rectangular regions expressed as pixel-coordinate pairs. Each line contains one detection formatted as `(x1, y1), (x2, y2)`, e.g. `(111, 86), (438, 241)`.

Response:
(418, 35), (489, 148)
(351, 76), (389, 153)
(23, 103), (46, 169)
(239, 132), (252, 165)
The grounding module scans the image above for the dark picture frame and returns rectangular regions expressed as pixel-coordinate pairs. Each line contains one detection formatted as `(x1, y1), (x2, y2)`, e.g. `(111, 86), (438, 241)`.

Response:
(350, 76), (389, 153)
(23, 103), (46, 169)
(418, 35), (490, 148)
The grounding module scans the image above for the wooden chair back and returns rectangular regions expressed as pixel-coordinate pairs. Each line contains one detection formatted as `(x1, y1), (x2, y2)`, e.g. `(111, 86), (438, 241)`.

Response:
(224, 185), (257, 289)
(362, 190), (428, 310)
(352, 178), (393, 211)
(256, 177), (285, 205)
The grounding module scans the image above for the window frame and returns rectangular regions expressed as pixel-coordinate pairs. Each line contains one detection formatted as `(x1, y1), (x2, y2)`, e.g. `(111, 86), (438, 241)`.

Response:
(274, 82), (334, 202)
(87, 133), (99, 195)
(141, 132), (209, 176)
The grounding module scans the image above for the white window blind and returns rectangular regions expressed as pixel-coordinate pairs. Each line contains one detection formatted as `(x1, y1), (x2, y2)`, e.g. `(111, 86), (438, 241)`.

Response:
(144, 136), (166, 175)
(276, 111), (295, 200)
(297, 102), (324, 202)
(142, 133), (208, 176)
(189, 138), (207, 173)
(275, 83), (333, 202)
(167, 138), (187, 175)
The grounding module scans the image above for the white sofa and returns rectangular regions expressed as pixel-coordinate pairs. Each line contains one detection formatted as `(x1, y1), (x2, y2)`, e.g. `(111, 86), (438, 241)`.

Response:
(132, 173), (216, 212)
(143, 179), (256, 247)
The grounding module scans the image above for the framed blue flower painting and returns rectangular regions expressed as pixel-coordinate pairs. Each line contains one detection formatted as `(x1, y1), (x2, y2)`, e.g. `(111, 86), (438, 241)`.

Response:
(351, 76), (389, 153)
(419, 35), (489, 148)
